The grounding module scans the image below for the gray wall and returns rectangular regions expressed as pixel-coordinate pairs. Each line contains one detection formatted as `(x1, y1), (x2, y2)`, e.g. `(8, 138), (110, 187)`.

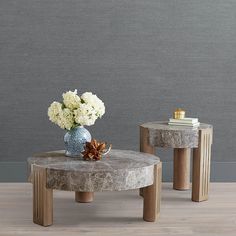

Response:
(0, 0), (236, 181)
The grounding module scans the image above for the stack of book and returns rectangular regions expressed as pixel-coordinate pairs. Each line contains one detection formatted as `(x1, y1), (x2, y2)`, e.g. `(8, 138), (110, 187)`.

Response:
(168, 118), (200, 128)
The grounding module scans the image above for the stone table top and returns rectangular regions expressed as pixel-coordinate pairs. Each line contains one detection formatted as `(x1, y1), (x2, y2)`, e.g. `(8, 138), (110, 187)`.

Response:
(141, 121), (213, 148)
(28, 149), (160, 192)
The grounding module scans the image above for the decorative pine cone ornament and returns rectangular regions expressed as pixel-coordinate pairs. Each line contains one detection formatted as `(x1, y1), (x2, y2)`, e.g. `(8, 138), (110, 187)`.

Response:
(82, 139), (112, 161)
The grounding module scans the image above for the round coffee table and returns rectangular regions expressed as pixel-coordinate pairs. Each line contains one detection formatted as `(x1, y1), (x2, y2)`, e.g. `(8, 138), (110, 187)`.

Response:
(140, 121), (213, 202)
(28, 149), (161, 226)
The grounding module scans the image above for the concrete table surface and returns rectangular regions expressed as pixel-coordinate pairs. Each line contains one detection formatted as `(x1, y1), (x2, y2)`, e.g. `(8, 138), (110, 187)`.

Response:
(28, 149), (160, 192)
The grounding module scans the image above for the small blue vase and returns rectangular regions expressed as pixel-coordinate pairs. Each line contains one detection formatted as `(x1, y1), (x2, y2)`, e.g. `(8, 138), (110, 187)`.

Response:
(64, 126), (91, 157)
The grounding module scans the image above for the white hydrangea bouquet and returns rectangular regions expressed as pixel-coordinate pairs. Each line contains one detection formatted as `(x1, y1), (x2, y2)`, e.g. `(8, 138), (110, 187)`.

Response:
(48, 90), (105, 157)
(48, 90), (105, 130)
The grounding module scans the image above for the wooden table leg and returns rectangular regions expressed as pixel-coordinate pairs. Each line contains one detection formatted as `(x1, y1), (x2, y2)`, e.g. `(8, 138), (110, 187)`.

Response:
(192, 128), (213, 202)
(143, 163), (162, 222)
(173, 148), (191, 190)
(140, 126), (155, 197)
(75, 192), (94, 203)
(33, 165), (53, 226)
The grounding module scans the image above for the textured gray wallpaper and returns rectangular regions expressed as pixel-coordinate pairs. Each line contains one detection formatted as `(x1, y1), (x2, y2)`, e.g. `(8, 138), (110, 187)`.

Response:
(0, 0), (236, 180)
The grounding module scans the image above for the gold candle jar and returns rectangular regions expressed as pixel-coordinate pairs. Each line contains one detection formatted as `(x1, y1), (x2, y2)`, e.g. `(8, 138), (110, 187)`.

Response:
(173, 108), (185, 119)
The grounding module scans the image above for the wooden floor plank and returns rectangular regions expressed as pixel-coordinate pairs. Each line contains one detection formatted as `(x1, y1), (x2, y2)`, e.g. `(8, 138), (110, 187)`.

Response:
(0, 183), (235, 236)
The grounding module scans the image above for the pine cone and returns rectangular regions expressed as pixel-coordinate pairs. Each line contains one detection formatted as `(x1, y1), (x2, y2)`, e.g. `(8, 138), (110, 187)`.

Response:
(82, 139), (106, 161)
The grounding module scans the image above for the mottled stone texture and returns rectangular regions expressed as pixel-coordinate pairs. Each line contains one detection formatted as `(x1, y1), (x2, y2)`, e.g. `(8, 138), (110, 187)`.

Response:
(141, 122), (212, 148)
(28, 149), (160, 192)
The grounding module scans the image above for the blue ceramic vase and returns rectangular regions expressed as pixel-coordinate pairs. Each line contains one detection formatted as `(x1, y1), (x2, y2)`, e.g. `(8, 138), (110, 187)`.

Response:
(64, 126), (91, 157)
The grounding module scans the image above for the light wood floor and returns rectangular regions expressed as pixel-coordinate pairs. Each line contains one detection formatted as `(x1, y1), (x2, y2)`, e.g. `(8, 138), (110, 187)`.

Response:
(0, 183), (235, 236)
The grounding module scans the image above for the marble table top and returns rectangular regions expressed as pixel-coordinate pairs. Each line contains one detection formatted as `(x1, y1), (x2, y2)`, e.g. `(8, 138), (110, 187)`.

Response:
(28, 149), (160, 192)
(141, 121), (213, 148)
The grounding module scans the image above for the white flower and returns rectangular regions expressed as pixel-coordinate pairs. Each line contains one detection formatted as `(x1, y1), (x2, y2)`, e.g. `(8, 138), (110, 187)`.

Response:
(74, 103), (97, 126)
(62, 89), (80, 110)
(48, 102), (74, 130)
(57, 108), (74, 130)
(81, 92), (105, 118)
(48, 90), (105, 129)
(48, 101), (63, 123)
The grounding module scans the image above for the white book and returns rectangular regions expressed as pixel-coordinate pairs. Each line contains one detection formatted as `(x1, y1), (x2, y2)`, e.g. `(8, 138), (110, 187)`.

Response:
(169, 118), (199, 124)
(168, 122), (200, 127)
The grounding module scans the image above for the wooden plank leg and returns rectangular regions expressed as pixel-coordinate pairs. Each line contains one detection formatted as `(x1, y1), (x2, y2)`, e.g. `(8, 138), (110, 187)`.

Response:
(192, 128), (213, 202)
(33, 165), (53, 226)
(75, 192), (94, 203)
(139, 126), (155, 197)
(173, 148), (191, 190)
(143, 162), (162, 222)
